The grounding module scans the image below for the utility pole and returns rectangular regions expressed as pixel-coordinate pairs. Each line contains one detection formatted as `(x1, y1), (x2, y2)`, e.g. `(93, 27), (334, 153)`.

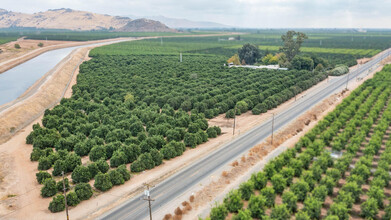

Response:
(271, 113), (275, 145)
(233, 106), (237, 135)
(160, 37), (163, 46)
(62, 171), (69, 220)
(345, 73), (349, 90)
(143, 183), (155, 220)
(180, 52), (182, 62)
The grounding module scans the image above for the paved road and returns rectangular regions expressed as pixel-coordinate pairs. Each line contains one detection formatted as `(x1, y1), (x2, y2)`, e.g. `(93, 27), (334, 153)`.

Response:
(99, 49), (391, 220)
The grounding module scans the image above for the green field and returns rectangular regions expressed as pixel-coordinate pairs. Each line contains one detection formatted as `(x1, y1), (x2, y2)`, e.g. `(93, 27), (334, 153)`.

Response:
(227, 45), (380, 57)
(0, 37), (17, 45)
(207, 65), (391, 219)
(0, 32), (19, 45)
(242, 31), (391, 50)
(0, 28), (219, 43)
(2, 28), (390, 66)
(91, 35), (385, 67)
(23, 31), (219, 41)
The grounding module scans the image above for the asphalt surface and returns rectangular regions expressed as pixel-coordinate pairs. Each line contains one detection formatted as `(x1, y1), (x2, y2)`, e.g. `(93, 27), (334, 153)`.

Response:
(99, 49), (391, 220)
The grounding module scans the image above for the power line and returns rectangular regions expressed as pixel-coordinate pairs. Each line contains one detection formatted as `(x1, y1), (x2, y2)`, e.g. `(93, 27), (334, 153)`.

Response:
(143, 183), (155, 220)
(271, 113), (275, 145)
(233, 106), (237, 135)
(62, 171), (70, 220)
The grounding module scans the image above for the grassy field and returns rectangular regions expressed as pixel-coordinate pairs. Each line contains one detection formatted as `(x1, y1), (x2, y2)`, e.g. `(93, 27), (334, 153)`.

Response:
(0, 32), (19, 45)
(227, 45), (380, 56)
(242, 31), (391, 50)
(0, 37), (17, 45)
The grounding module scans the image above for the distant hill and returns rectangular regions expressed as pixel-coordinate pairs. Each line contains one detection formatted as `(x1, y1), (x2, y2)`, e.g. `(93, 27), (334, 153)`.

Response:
(118, 19), (176, 32)
(145, 15), (230, 29)
(0, 8), (175, 32)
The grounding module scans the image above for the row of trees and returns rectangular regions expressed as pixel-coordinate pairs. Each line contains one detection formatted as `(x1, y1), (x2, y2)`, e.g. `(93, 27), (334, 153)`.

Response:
(48, 183), (93, 212)
(38, 163), (131, 212)
(329, 88), (391, 219)
(207, 66), (391, 219)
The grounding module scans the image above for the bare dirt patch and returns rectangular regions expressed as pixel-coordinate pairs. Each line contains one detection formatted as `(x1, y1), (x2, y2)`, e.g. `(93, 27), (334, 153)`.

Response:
(357, 57), (371, 65)
(0, 38), (71, 64)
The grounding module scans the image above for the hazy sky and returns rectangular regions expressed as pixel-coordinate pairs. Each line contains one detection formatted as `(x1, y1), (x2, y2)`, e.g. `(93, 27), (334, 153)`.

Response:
(2, 0), (391, 28)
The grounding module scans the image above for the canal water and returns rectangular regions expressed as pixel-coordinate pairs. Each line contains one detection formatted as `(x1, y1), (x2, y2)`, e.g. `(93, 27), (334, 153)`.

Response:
(0, 39), (127, 106)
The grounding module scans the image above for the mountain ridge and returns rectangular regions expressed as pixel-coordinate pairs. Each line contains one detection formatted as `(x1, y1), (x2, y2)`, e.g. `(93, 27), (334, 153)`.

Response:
(118, 18), (176, 32)
(0, 8), (175, 32)
(127, 15), (230, 29)
(148, 15), (230, 29)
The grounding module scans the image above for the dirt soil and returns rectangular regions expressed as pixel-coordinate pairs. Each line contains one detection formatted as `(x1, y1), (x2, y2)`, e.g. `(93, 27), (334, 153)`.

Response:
(0, 38), (70, 64)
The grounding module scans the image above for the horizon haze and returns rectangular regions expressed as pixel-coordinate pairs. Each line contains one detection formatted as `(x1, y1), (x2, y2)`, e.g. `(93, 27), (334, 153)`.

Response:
(1, 0), (391, 29)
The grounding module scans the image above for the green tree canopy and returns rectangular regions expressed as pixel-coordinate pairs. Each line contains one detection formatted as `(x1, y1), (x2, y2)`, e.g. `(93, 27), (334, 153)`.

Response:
(210, 204), (228, 220)
(94, 173), (113, 192)
(41, 178), (57, 197)
(48, 195), (65, 213)
(360, 198), (378, 219)
(223, 190), (243, 213)
(282, 190), (298, 212)
(71, 165), (91, 183)
(66, 191), (80, 206)
(239, 181), (254, 201)
(75, 183), (93, 200)
(270, 204), (290, 220)
(280, 31), (308, 62)
(238, 43), (260, 65)
(248, 195), (267, 219)
(36, 171), (52, 184)
(232, 209), (252, 220)
(328, 203), (349, 220)
(303, 196), (322, 219)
